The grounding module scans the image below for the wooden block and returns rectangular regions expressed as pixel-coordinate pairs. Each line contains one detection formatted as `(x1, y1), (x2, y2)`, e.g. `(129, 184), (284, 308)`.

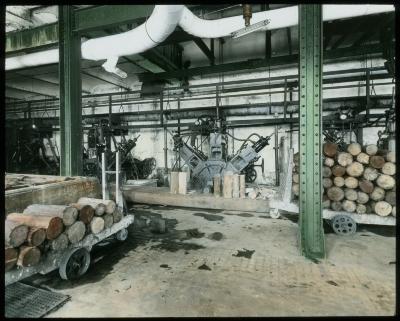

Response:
(223, 173), (233, 199)
(170, 171), (179, 194)
(232, 174), (240, 198)
(213, 175), (221, 197)
(239, 175), (246, 198)
(178, 172), (187, 195)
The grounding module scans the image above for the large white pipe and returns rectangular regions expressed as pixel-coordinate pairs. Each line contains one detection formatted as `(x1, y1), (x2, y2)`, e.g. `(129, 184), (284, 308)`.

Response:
(5, 4), (394, 72)
(179, 4), (394, 38)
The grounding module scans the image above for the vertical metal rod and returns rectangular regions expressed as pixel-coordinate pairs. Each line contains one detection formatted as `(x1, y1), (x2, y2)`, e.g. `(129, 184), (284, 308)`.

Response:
(101, 152), (106, 200)
(283, 78), (288, 120)
(108, 95), (112, 126)
(231, 128), (235, 154)
(164, 128), (168, 172)
(274, 124), (280, 186)
(116, 151), (120, 209)
(177, 98), (181, 169)
(366, 69), (370, 121)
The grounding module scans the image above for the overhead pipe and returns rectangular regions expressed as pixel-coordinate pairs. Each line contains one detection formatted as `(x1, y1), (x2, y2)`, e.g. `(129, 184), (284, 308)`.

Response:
(5, 4), (394, 72)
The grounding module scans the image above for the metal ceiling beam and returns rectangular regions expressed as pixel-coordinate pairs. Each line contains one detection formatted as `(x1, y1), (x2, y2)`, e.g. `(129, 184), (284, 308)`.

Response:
(193, 38), (215, 65)
(138, 42), (388, 82)
(73, 5), (154, 33)
(82, 70), (130, 91)
(329, 19), (365, 50)
(5, 85), (56, 98)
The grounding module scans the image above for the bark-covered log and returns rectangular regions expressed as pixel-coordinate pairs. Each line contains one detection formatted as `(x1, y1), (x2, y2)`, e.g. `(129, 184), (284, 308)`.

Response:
(103, 214), (114, 229)
(346, 162), (364, 177)
(381, 162), (396, 176)
(356, 152), (370, 165)
(17, 246), (41, 267)
(323, 178), (333, 189)
(65, 221), (86, 244)
(327, 187), (345, 202)
(324, 157), (335, 167)
(363, 167), (379, 181)
(356, 204), (367, 214)
(70, 203), (95, 224)
(322, 166), (332, 178)
(347, 143), (362, 156)
(5, 220), (29, 247)
(112, 208), (123, 224)
(293, 152), (299, 164)
(90, 217), (105, 234)
(5, 247), (19, 272)
(333, 176), (345, 187)
(78, 197), (116, 215)
(337, 152), (353, 167)
(332, 165), (346, 177)
(50, 233), (69, 251)
(358, 179), (374, 194)
(370, 187), (385, 201)
(385, 191), (396, 206)
(322, 195), (331, 209)
(392, 206), (396, 217)
(323, 142), (338, 157)
(26, 228), (46, 247)
(7, 213), (64, 240)
(374, 201), (392, 217)
(369, 156), (385, 169)
(376, 174), (395, 190)
(342, 200), (356, 213)
(23, 204), (78, 226)
(356, 191), (369, 205)
(386, 151), (396, 163)
(331, 201), (342, 211)
(364, 144), (378, 156)
(292, 184), (299, 197)
(344, 177), (358, 189)
(344, 188), (358, 201)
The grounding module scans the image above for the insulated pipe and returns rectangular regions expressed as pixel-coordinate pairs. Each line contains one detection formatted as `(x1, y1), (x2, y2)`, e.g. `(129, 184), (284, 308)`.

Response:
(5, 4), (394, 71)
(179, 4), (394, 38)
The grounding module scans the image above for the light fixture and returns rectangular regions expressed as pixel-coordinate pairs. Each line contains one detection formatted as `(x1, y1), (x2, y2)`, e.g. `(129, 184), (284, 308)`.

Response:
(231, 19), (270, 39)
(339, 113), (347, 120)
(32, 124), (37, 129)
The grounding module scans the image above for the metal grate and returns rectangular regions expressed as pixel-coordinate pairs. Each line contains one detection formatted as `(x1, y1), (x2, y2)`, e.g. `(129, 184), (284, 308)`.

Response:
(5, 282), (70, 318)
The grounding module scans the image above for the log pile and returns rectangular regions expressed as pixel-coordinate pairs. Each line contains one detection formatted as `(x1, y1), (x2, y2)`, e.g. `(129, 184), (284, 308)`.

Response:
(4, 197), (123, 272)
(292, 143), (396, 217)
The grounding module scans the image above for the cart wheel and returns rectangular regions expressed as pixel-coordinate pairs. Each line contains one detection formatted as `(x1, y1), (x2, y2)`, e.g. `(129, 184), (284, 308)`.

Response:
(59, 248), (91, 280)
(269, 208), (281, 219)
(116, 228), (128, 241)
(331, 215), (357, 236)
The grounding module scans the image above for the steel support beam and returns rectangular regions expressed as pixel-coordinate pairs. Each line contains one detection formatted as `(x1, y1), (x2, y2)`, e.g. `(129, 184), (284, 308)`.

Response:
(298, 5), (325, 260)
(59, 6), (82, 176)
(73, 5), (154, 33)
(193, 38), (215, 65)
(138, 43), (387, 82)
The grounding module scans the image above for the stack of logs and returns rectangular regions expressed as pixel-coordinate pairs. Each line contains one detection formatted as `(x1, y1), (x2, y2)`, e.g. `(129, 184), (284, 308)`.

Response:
(5, 197), (122, 272)
(292, 142), (396, 217)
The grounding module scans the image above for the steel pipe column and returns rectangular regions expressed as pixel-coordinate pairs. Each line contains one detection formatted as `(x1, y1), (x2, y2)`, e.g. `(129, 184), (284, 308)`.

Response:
(59, 6), (82, 176)
(298, 5), (325, 260)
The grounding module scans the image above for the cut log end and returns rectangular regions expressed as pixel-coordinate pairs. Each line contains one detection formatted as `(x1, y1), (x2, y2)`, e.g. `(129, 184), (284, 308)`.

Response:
(17, 246), (41, 267)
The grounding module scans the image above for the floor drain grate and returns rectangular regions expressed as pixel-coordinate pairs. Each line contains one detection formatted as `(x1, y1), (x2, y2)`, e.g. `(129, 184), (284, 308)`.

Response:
(5, 282), (70, 318)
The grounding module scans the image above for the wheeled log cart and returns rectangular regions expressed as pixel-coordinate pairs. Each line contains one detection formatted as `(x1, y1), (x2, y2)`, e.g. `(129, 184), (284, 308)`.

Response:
(5, 215), (134, 285)
(268, 149), (396, 236)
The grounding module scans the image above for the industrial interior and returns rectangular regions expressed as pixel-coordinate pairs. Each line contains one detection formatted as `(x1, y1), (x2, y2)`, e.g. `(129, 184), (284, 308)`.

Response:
(4, 4), (397, 317)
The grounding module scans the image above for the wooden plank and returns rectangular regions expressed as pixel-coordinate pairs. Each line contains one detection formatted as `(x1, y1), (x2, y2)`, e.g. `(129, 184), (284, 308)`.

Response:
(122, 186), (269, 213)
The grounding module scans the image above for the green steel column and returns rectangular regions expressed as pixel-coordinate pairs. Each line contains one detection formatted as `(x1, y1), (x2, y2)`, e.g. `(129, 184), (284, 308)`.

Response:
(59, 6), (82, 176)
(298, 5), (325, 259)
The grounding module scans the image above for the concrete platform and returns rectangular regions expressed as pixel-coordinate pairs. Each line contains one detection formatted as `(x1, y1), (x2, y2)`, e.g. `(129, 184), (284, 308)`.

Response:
(24, 204), (395, 317)
(121, 186), (269, 213)
(5, 174), (101, 215)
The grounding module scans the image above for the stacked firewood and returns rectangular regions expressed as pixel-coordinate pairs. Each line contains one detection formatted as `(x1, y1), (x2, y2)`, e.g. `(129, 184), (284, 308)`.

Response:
(292, 142), (396, 217)
(5, 198), (123, 272)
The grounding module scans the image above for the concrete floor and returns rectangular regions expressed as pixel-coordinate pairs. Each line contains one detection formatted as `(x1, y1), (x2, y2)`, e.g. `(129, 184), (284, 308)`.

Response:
(24, 204), (395, 317)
